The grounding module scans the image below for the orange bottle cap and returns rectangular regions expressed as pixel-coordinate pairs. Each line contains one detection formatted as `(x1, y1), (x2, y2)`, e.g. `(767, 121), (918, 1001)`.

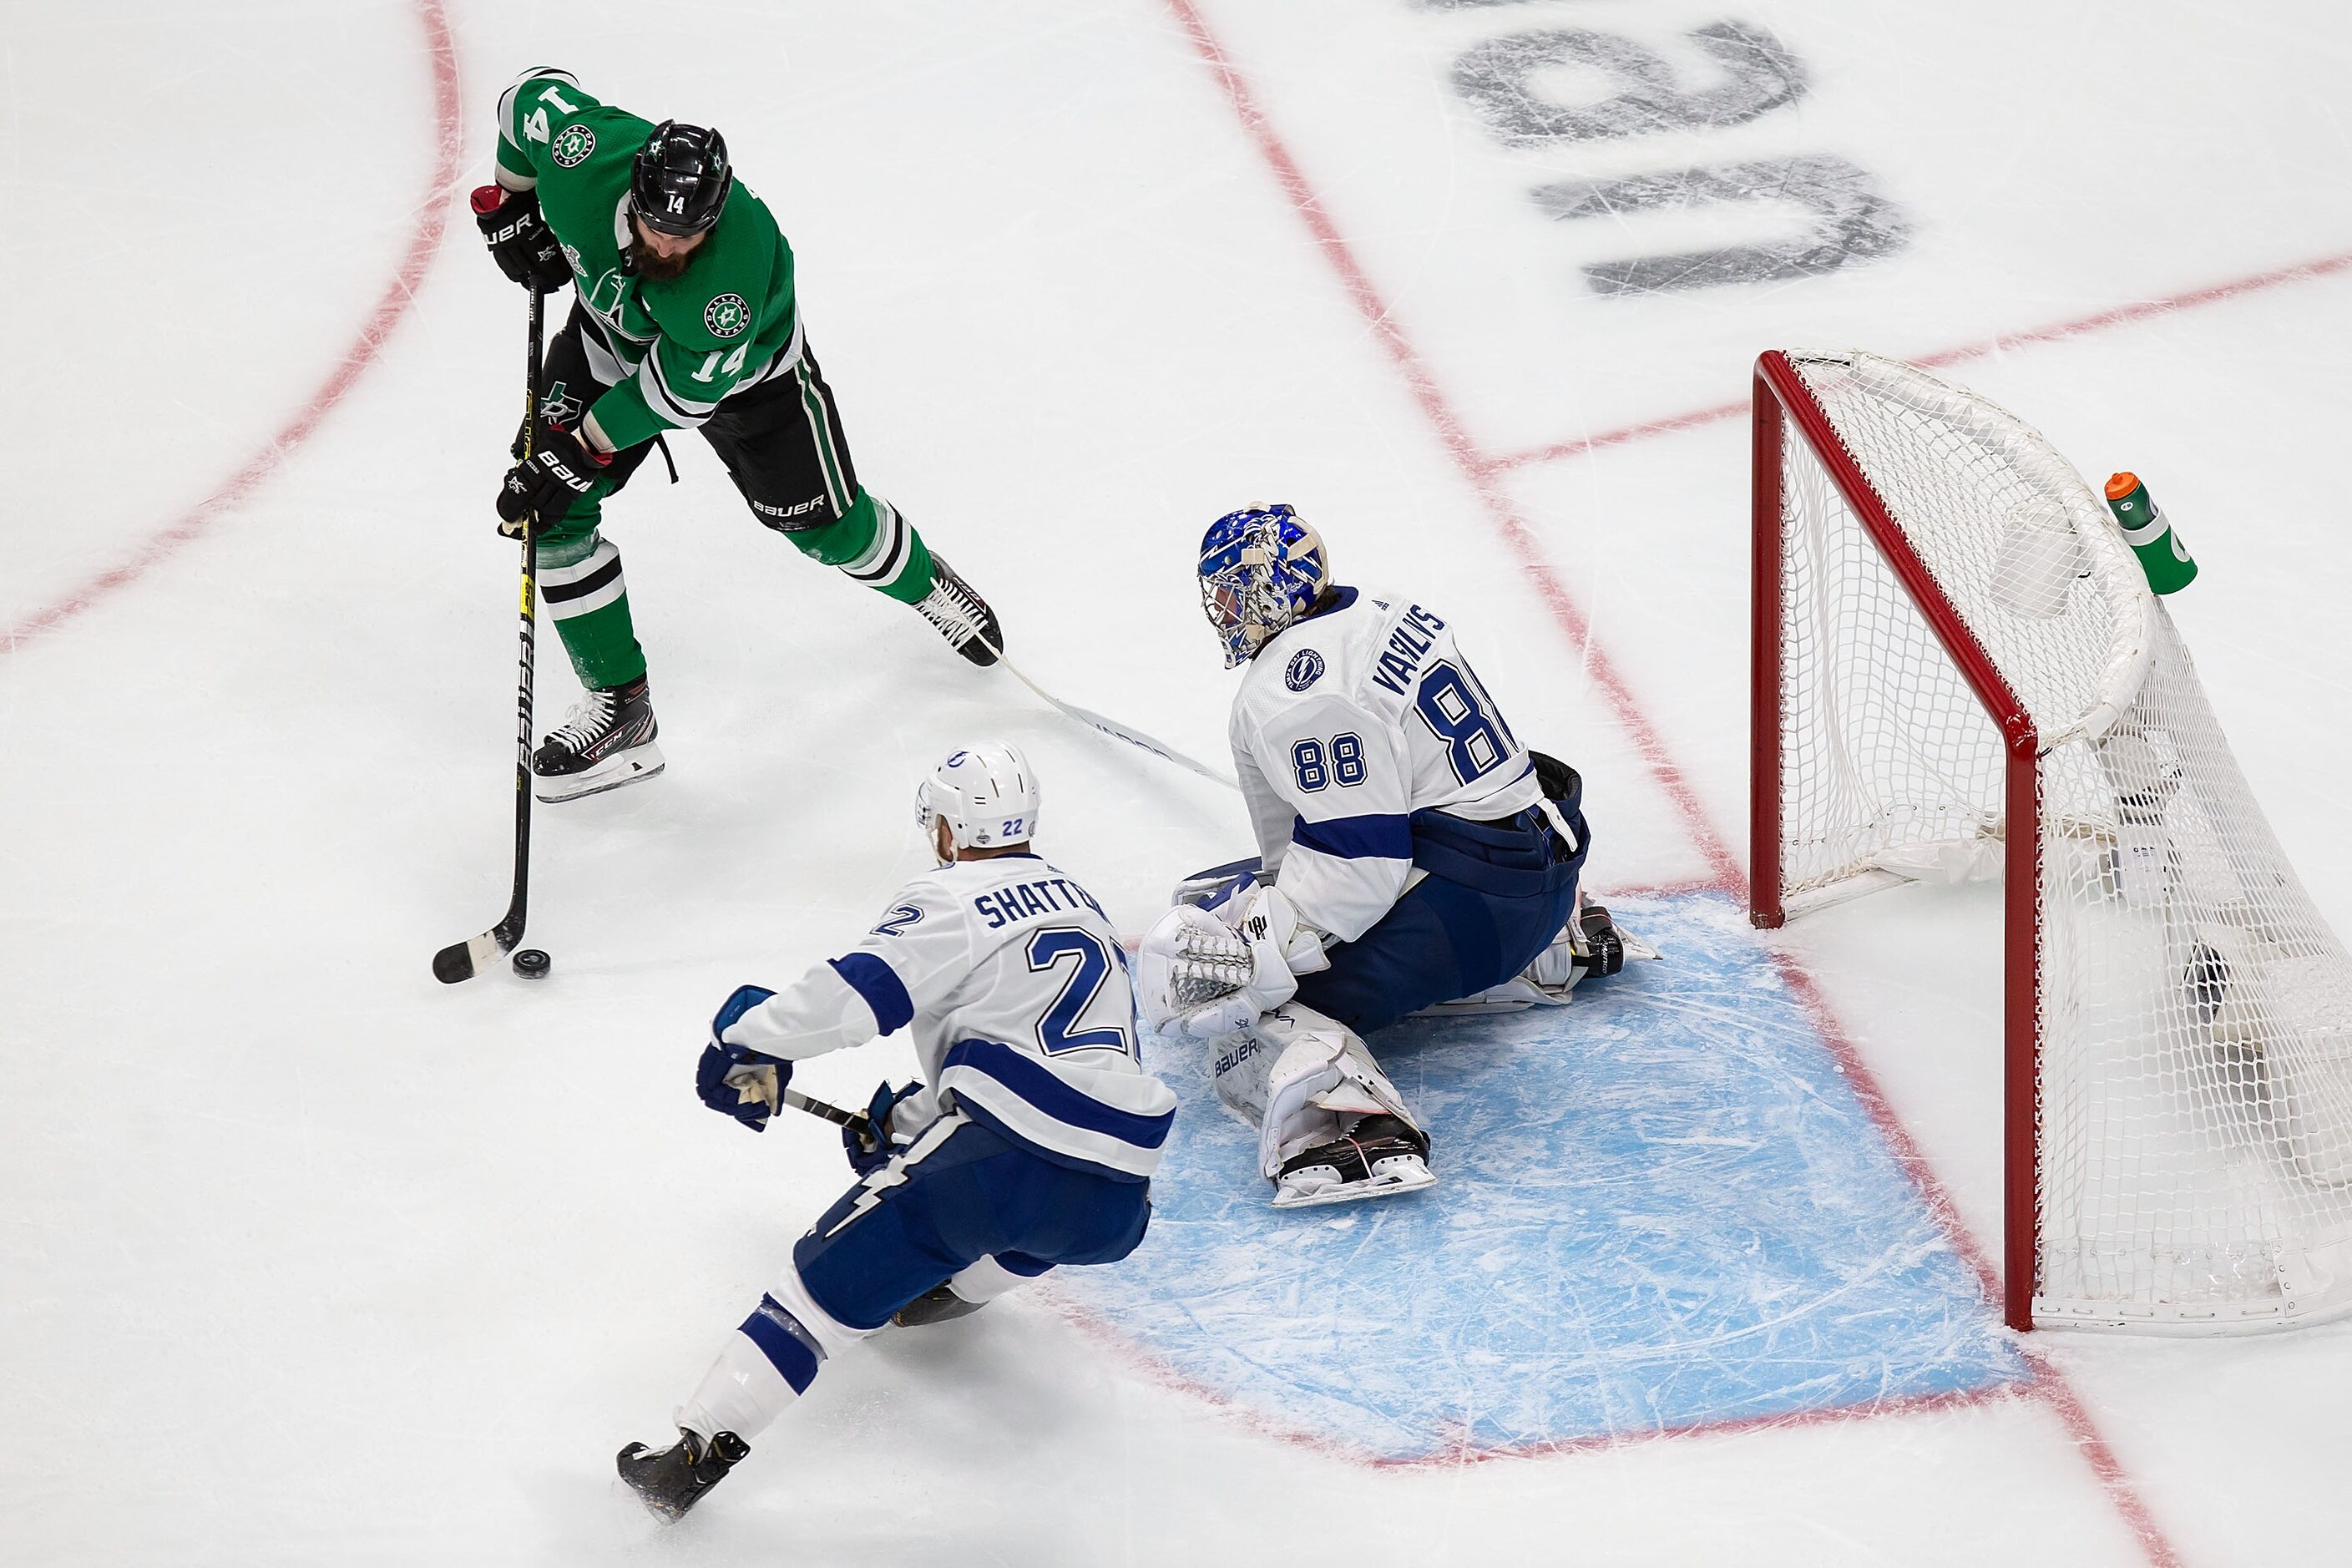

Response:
(2105, 472), (2141, 500)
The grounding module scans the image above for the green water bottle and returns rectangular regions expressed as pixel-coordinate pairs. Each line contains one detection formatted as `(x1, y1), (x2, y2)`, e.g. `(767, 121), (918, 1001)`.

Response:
(2104, 472), (2198, 594)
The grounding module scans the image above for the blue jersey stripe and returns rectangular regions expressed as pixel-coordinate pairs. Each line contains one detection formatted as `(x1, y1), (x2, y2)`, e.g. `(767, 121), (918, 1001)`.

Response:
(828, 951), (914, 1034)
(1291, 812), (1412, 862)
(737, 1294), (823, 1393)
(943, 1038), (1175, 1151)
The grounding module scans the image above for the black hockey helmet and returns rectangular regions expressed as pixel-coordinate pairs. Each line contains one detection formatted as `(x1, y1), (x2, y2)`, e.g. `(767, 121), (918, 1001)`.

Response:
(630, 121), (731, 236)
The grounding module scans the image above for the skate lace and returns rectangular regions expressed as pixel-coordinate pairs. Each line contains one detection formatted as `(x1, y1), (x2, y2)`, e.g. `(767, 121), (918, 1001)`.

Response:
(918, 572), (989, 648)
(546, 687), (618, 749)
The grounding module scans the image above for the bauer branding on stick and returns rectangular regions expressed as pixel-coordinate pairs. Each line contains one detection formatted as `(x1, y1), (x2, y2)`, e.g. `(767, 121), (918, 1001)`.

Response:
(2104, 473), (2198, 594)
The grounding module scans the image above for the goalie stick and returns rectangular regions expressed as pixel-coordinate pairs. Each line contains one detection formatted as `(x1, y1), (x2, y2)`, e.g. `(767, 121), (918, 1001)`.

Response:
(974, 631), (1240, 791)
(433, 288), (545, 984)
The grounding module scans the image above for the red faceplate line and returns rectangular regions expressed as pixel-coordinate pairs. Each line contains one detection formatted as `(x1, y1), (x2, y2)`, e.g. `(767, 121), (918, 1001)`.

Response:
(0, 1), (464, 659)
(1160, 3), (2192, 1562)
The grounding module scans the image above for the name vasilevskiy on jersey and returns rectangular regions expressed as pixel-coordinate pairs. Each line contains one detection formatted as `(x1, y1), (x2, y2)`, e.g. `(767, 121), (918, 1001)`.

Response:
(972, 878), (1110, 930)
(1370, 604), (1449, 695)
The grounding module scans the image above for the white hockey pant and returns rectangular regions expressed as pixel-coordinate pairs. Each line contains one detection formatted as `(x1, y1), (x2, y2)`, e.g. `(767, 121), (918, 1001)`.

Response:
(1211, 1003), (1423, 1179)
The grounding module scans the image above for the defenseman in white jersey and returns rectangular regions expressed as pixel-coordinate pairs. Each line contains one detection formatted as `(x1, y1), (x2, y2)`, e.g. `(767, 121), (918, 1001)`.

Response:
(1142, 504), (1636, 1208)
(617, 744), (1175, 1521)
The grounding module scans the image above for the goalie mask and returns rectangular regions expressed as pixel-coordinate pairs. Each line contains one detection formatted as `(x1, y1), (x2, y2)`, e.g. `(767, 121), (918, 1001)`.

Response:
(1197, 503), (1329, 669)
(915, 743), (1040, 861)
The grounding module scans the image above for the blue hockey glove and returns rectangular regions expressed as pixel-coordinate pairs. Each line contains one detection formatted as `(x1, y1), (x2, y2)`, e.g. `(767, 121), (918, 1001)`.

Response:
(711, 984), (777, 1039)
(844, 1080), (923, 1176)
(698, 985), (787, 1130)
(697, 1040), (791, 1130)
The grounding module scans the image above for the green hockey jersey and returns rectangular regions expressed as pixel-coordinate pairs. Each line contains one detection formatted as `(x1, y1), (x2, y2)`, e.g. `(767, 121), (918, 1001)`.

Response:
(493, 69), (801, 450)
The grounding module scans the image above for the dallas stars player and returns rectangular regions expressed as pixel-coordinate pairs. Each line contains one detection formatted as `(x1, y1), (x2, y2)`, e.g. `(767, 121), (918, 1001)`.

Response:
(472, 68), (1005, 801)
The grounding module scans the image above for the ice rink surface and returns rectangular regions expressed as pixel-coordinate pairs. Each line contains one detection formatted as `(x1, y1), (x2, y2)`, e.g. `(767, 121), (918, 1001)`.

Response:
(6, 2), (2351, 1563)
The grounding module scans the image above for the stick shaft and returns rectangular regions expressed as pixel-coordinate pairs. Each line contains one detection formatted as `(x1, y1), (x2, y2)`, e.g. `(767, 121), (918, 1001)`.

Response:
(977, 633), (1238, 790)
(432, 290), (546, 983)
(782, 1086), (874, 1140)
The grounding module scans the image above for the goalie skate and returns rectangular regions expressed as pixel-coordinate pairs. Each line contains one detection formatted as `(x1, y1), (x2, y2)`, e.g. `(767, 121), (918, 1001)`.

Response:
(1271, 1114), (1436, 1209)
(1416, 898), (1659, 1016)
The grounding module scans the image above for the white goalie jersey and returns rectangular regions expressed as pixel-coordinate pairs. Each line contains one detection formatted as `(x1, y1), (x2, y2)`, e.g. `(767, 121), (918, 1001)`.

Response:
(1231, 587), (1545, 942)
(721, 854), (1176, 1181)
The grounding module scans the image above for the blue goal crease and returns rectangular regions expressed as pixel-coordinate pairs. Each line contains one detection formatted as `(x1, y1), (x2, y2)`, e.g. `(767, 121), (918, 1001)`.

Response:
(1056, 892), (2028, 1461)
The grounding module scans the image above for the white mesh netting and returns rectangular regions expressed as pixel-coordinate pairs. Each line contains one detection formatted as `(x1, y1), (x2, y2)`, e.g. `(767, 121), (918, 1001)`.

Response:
(1771, 349), (2352, 1333)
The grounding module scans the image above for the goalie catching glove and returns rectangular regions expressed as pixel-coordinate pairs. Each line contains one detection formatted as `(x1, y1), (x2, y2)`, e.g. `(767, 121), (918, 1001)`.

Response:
(695, 985), (790, 1130)
(1139, 885), (1329, 1039)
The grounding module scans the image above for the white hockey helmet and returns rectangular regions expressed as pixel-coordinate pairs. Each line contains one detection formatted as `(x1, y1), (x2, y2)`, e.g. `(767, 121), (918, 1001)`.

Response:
(915, 743), (1041, 854)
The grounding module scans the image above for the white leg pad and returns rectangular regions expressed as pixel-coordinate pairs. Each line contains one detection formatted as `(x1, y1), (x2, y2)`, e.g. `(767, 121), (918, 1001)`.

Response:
(1250, 1004), (1420, 1179)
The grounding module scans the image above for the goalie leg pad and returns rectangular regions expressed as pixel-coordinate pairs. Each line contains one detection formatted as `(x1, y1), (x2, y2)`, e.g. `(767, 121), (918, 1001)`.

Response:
(1251, 1005), (1425, 1179)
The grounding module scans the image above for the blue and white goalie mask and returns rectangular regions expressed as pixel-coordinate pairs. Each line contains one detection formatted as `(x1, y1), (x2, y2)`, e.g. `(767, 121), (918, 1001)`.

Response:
(1197, 504), (1330, 669)
(914, 742), (1042, 862)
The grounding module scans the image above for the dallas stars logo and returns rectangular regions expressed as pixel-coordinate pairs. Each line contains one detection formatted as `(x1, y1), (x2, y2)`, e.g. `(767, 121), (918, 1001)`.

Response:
(704, 292), (750, 339)
(539, 380), (585, 428)
(549, 123), (595, 169)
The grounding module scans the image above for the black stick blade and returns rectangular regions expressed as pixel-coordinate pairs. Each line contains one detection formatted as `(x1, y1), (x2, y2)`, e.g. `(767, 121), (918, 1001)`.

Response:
(432, 927), (514, 984)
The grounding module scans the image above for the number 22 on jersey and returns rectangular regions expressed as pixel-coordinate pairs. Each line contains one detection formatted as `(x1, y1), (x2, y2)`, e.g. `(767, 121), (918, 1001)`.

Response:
(1025, 928), (1133, 1059)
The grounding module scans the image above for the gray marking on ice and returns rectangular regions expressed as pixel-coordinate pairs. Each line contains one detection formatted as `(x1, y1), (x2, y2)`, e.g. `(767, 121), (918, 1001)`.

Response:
(1534, 155), (1914, 294)
(1450, 22), (1807, 148)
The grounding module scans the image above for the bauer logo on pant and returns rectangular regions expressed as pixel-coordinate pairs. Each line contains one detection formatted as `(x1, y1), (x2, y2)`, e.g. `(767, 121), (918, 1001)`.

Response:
(705, 293), (750, 338)
(550, 124), (596, 168)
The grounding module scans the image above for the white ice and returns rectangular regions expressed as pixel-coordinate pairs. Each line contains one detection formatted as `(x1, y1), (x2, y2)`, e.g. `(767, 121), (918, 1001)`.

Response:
(4, 2), (2349, 1564)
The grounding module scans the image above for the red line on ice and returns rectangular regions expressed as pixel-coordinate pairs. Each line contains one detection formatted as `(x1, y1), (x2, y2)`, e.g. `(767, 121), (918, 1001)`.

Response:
(1160, 1), (2228, 1559)
(1488, 246), (2352, 473)
(0, 0), (464, 658)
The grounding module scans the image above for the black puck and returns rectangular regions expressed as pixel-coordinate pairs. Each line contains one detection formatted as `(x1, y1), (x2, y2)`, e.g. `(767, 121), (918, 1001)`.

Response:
(513, 948), (553, 980)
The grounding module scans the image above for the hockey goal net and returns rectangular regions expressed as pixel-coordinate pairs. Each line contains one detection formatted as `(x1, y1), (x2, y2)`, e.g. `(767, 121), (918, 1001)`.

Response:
(1752, 348), (2352, 1333)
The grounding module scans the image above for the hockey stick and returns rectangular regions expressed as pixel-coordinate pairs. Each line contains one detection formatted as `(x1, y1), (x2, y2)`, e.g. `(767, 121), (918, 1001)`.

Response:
(974, 632), (1240, 791)
(781, 1085), (875, 1141)
(433, 287), (546, 984)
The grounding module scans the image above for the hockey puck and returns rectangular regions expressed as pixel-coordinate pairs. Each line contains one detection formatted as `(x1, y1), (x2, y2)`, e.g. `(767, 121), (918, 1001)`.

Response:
(512, 948), (553, 980)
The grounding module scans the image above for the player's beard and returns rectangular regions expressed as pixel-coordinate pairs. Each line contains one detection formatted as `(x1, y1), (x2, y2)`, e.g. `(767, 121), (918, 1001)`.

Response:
(625, 235), (696, 283)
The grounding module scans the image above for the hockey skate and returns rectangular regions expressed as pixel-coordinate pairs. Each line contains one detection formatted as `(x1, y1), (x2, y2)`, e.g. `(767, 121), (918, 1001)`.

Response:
(533, 674), (665, 802)
(913, 554), (1003, 667)
(616, 1426), (749, 1522)
(1272, 1112), (1435, 1209)
(892, 1282), (988, 1327)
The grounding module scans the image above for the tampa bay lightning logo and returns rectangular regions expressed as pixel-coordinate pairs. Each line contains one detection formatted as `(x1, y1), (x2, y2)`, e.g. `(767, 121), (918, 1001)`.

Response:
(1285, 649), (1324, 691)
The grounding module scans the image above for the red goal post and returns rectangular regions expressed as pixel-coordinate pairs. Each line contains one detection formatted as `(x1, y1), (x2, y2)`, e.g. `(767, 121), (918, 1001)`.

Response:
(1750, 348), (2352, 1335)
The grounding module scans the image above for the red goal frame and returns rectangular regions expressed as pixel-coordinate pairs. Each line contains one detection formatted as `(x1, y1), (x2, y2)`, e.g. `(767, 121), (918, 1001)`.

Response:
(1748, 349), (2043, 1332)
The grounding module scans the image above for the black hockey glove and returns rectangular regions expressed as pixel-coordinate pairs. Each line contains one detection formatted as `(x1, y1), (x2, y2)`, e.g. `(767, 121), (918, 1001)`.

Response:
(844, 1081), (923, 1176)
(496, 415), (612, 534)
(697, 985), (789, 1131)
(470, 185), (571, 294)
